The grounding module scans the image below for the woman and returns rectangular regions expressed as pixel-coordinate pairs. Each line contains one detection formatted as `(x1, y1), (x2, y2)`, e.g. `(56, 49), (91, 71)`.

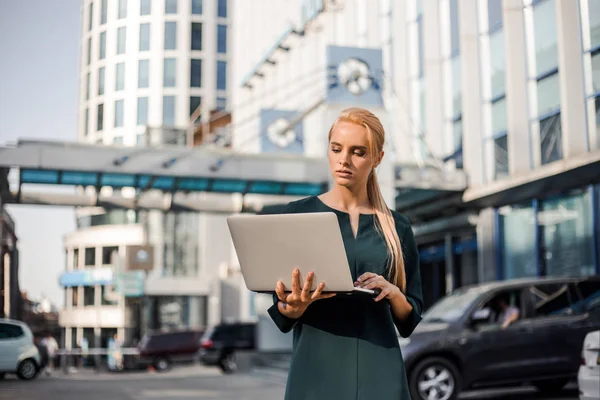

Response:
(265, 107), (423, 400)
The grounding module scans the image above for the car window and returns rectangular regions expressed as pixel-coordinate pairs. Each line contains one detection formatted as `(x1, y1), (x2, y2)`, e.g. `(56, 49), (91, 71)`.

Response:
(422, 288), (484, 323)
(528, 283), (574, 317)
(0, 323), (24, 339)
(571, 280), (600, 313)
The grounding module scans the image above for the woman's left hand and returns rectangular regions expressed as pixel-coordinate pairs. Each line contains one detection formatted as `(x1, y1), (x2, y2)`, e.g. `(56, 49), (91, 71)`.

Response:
(355, 272), (401, 302)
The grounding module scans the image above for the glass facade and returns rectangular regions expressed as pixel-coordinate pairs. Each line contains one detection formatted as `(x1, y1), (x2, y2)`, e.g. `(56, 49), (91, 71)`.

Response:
(139, 23), (150, 51)
(163, 96), (176, 127)
(118, 0), (127, 19)
(99, 31), (106, 60)
(98, 67), (105, 95)
(217, 60), (227, 90)
(192, 0), (203, 15)
(115, 63), (125, 91)
(114, 99), (124, 128)
(164, 22), (177, 50)
(140, 0), (151, 15)
(117, 27), (127, 55)
(165, 0), (178, 14)
(191, 23), (202, 51)
(190, 96), (201, 117)
(162, 212), (199, 277)
(138, 60), (149, 88)
(97, 103), (104, 131)
(137, 97), (148, 125)
(218, 0), (227, 18)
(191, 59), (202, 87)
(217, 25), (227, 54)
(164, 58), (177, 87)
(77, 210), (140, 229)
(499, 204), (538, 279)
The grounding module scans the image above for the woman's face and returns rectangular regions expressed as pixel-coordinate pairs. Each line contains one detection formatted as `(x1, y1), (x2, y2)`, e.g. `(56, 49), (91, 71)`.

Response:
(328, 120), (382, 189)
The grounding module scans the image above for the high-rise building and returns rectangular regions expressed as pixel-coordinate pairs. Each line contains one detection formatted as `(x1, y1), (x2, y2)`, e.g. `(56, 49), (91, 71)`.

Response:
(59, 0), (232, 349)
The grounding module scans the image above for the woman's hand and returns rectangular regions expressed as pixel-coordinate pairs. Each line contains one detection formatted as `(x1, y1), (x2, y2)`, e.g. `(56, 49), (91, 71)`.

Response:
(275, 268), (336, 319)
(355, 272), (402, 302)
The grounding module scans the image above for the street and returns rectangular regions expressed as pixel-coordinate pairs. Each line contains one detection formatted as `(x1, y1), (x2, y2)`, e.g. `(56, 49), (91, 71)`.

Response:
(0, 365), (580, 400)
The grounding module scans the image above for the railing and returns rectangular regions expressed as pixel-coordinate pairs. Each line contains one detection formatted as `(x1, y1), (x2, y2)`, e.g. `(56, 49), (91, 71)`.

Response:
(55, 347), (140, 374)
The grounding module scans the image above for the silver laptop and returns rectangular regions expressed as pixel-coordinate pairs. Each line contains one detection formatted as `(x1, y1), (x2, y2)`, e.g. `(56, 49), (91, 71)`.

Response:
(227, 212), (376, 296)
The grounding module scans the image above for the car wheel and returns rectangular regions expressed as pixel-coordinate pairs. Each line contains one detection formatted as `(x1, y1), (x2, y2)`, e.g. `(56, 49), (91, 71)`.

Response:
(409, 357), (461, 400)
(219, 352), (237, 374)
(154, 357), (171, 372)
(533, 378), (568, 393)
(17, 359), (38, 380)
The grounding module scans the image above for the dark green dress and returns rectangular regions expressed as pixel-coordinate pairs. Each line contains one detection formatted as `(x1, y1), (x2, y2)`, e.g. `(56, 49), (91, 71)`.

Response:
(262, 196), (423, 400)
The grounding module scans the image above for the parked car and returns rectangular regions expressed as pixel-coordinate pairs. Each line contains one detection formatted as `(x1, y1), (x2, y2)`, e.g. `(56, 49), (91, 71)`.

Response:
(0, 319), (41, 380)
(199, 322), (256, 373)
(400, 276), (600, 400)
(578, 330), (600, 400)
(137, 329), (205, 371)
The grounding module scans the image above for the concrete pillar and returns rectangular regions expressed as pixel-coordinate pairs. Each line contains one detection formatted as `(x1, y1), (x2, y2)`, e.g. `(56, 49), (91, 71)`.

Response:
(476, 208), (497, 282)
(504, 0), (533, 175)
(458, 0), (485, 186)
(422, 0), (445, 157)
(444, 234), (455, 294)
(555, 0), (588, 157)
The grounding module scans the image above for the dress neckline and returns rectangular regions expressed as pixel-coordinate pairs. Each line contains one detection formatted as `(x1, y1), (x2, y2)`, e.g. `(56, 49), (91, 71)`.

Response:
(314, 195), (376, 216)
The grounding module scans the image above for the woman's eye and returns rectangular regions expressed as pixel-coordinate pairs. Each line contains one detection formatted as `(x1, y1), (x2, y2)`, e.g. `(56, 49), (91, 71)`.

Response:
(331, 148), (341, 153)
(354, 151), (366, 157)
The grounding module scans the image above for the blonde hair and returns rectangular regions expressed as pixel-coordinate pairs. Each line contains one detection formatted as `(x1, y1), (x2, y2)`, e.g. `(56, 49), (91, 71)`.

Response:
(328, 107), (406, 292)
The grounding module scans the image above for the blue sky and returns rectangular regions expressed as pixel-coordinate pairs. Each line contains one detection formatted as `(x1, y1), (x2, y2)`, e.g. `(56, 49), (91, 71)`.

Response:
(0, 1), (81, 306)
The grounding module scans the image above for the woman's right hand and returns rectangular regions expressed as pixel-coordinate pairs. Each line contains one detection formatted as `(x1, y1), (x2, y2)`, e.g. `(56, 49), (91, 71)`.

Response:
(275, 268), (335, 319)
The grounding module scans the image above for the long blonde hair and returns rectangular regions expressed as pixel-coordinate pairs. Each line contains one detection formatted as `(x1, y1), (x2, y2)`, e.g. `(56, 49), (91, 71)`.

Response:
(328, 108), (406, 292)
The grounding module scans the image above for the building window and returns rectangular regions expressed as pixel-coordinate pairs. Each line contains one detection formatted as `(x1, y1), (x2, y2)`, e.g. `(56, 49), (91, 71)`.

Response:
(88, 2), (94, 31)
(85, 247), (96, 266)
(487, 0), (502, 31)
(165, 0), (178, 14)
(192, 0), (202, 14)
(137, 97), (149, 125)
(217, 0), (227, 18)
(97, 103), (104, 131)
(102, 246), (118, 265)
(140, 23), (150, 51)
(190, 96), (201, 117)
(100, 0), (107, 24)
(163, 58), (176, 87)
(99, 31), (106, 60)
(536, 71), (561, 117)
(101, 286), (117, 305)
(87, 37), (92, 65)
(489, 28), (505, 99)
(138, 59), (149, 88)
(114, 99), (124, 128)
(491, 97), (507, 135)
(98, 67), (105, 95)
(84, 108), (89, 136)
(216, 60), (227, 91)
(116, 62), (125, 91)
(163, 96), (176, 127)
(118, 0), (127, 19)
(73, 248), (80, 270)
(85, 72), (90, 100)
(114, 136), (123, 144)
(499, 204), (538, 279)
(83, 287), (95, 307)
(451, 56), (461, 117)
(532, 0), (558, 76)
(164, 21), (177, 50)
(217, 25), (227, 54)
(72, 287), (79, 307)
(140, 0), (151, 15)
(539, 112), (562, 165)
(190, 59), (201, 87)
(162, 212), (199, 277)
(191, 23), (202, 51)
(117, 27), (127, 54)
(216, 97), (227, 110)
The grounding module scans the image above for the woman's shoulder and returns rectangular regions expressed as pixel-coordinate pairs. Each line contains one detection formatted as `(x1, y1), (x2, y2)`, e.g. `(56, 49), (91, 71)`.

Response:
(259, 196), (318, 215)
(390, 209), (413, 235)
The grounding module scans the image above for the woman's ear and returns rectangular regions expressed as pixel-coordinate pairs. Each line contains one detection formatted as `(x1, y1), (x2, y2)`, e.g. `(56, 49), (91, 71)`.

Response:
(374, 150), (384, 168)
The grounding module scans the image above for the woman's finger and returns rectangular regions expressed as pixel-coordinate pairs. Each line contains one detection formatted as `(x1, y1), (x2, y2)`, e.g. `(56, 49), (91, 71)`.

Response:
(365, 280), (387, 290)
(374, 288), (388, 302)
(291, 268), (301, 294)
(311, 282), (325, 300)
(360, 276), (382, 287)
(357, 272), (377, 283)
(275, 281), (286, 301)
(302, 272), (314, 301)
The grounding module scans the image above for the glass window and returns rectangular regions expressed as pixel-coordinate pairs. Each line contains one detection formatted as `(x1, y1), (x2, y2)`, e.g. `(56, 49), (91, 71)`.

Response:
(217, 25), (227, 54)
(192, 0), (202, 14)
(489, 28), (505, 99)
(138, 59), (149, 88)
(84, 108), (89, 136)
(72, 287), (79, 307)
(140, 0), (151, 15)
(588, 0), (600, 49)
(140, 23), (150, 51)
(218, 0), (227, 18)
(113, 136), (123, 144)
(97, 103), (104, 131)
(191, 22), (202, 51)
(536, 72), (561, 116)
(117, 27), (127, 54)
(98, 67), (105, 95)
(0, 323), (24, 339)
(572, 279), (600, 313)
(539, 112), (562, 164)
(491, 97), (507, 134)
(418, 77), (426, 131)
(118, 0), (127, 19)
(99, 31), (106, 59)
(417, 17), (424, 77)
(190, 96), (201, 117)
(84, 287), (95, 307)
(190, 59), (202, 87)
(162, 212), (200, 277)
(114, 99), (124, 128)
(165, 0), (178, 14)
(102, 246), (118, 265)
(499, 203), (538, 279)
(449, 0), (459, 54)
(101, 0), (107, 24)
(73, 248), (80, 269)
(137, 97), (148, 125)
(116, 62), (125, 91)
(488, 0), (503, 30)
(216, 97), (227, 110)
(88, 2), (94, 31)
(532, 0), (559, 75)
(451, 55), (461, 117)
(452, 118), (462, 154)
(217, 60), (227, 91)
(87, 37), (92, 65)
(85, 247), (96, 266)
(164, 58), (176, 87)
(163, 96), (176, 127)
(591, 52), (600, 95)
(164, 22), (177, 50)
(540, 190), (595, 277)
(101, 286), (117, 305)
(528, 283), (574, 317)
(493, 134), (508, 179)
(85, 72), (90, 100)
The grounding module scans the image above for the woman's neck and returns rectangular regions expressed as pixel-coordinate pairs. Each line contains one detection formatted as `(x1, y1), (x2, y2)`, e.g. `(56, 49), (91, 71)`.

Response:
(324, 184), (371, 212)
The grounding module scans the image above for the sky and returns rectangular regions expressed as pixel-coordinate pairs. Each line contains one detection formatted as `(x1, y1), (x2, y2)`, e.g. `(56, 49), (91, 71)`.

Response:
(0, 1), (82, 307)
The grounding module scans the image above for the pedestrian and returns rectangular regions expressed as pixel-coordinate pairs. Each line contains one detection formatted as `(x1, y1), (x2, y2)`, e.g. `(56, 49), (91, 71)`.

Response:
(40, 332), (59, 376)
(265, 107), (423, 400)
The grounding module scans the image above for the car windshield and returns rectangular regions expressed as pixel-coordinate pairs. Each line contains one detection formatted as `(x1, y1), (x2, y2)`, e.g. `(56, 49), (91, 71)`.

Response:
(422, 288), (483, 323)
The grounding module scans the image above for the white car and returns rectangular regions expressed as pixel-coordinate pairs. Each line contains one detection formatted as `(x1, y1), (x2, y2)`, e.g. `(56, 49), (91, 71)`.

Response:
(578, 330), (600, 400)
(0, 319), (40, 380)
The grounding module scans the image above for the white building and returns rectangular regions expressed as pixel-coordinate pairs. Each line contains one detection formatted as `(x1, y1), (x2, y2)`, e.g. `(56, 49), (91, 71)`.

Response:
(59, 0), (233, 349)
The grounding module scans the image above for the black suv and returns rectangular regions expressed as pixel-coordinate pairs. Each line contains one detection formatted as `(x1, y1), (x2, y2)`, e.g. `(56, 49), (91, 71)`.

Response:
(199, 322), (256, 373)
(402, 276), (600, 400)
(137, 329), (205, 371)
